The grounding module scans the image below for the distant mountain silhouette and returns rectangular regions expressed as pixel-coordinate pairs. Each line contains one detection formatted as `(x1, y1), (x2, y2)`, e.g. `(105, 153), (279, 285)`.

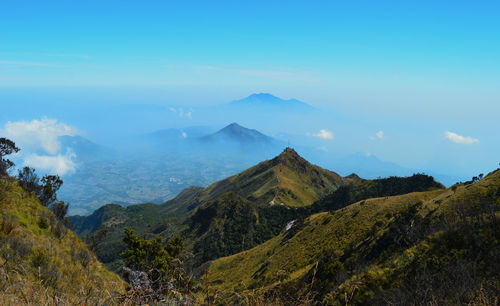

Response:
(58, 135), (109, 160)
(228, 93), (314, 111)
(200, 122), (276, 146)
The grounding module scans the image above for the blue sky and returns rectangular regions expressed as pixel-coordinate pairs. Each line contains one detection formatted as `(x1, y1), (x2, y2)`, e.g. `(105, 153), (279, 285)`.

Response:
(2, 1), (499, 93)
(1, 1), (499, 180)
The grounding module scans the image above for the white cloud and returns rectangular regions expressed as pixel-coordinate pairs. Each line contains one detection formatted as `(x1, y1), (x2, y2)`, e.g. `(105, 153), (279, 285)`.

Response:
(24, 150), (76, 176)
(445, 131), (479, 145)
(313, 129), (334, 140)
(169, 107), (192, 119)
(1, 118), (77, 154)
(370, 130), (385, 140)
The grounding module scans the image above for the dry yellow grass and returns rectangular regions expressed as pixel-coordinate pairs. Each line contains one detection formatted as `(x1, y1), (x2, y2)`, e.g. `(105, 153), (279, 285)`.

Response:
(0, 178), (125, 305)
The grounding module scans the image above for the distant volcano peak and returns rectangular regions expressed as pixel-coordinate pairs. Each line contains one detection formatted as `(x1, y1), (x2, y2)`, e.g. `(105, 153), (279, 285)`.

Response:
(222, 122), (244, 130)
(229, 93), (313, 111)
(247, 93), (280, 100)
(202, 122), (274, 145)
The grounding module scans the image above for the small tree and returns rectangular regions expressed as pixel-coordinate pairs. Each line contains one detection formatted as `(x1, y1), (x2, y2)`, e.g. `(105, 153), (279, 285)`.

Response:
(17, 167), (69, 224)
(39, 175), (63, 207)
(120, 227), (189, 300)
(0, 138), (20, 177)
(17, 167), (41, 194)
(121, 227), (175, 275)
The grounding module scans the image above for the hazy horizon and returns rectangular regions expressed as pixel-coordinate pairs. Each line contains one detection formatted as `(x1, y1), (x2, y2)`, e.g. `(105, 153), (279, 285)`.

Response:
(1, 1), (499, 213)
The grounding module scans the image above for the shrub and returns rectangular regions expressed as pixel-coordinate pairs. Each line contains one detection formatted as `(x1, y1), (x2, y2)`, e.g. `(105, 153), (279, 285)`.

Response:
(31, 249), (49, 270)
(8, 236), (32, 259)
(120, 228), (192, 302)
(38, 216), (50, 229)
(0, 214), (18, 235)
(40, 262), (60, 289)
(50, 200), (69, 222)
(53, 221), (67, 239)
(71, 248), (92, 268)
(0, 181), (7, 202)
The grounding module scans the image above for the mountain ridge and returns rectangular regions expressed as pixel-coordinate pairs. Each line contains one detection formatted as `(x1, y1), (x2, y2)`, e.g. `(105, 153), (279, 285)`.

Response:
(205, 168), (500, 304)
(70, 148), (349, 268)
(197, 147), (345, 207)
(69, 149), (445, 273)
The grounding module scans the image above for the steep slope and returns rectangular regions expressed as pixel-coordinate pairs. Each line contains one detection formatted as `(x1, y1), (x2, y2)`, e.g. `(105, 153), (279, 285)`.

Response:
(71, 151), (444, 273)
(70, 187), (211, 271)
(70, 148), (347, 269)
(206, 190), (446, 291)
(0, 178), (124, 304)
(198, 147), (345, 207)
(205, 169), (500, 304)
(70, 186), (204, 237)
(187, 173), (443, 264)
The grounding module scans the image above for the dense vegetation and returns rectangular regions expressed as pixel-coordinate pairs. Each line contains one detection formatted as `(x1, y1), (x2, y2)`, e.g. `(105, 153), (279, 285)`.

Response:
(205, 169), (500, 305)
(119, 227), (194, 304)
(188, 173), (443, 264)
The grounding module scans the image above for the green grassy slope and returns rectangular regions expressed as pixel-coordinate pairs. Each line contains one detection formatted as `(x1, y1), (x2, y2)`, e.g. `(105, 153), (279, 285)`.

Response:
(70, 148), (349, 270)
(71, 150), (443, 274)
(198, 148), (346, 207)
(185, 173), (443, 264)
(206, 190), (446, 291)
(0, 178), (125, 304)
(206, 169), (500, 304)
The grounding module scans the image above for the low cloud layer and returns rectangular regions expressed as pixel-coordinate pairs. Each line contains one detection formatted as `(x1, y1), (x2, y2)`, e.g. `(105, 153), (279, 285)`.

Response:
(2, 118), (77, 154)
(24, 150), (76, 176)
(445, 131), (479, 145)
(313, 129), (334, 140)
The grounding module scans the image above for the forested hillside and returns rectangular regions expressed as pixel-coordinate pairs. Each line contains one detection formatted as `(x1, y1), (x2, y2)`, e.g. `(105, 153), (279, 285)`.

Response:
(205, 169), (500, 304)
